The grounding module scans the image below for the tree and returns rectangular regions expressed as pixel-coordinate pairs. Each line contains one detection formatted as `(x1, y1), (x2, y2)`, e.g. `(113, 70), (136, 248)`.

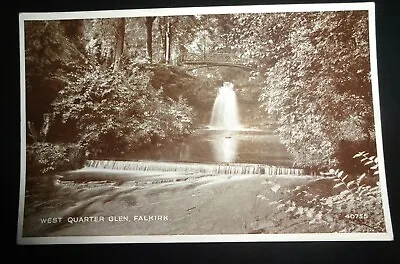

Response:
(83, 18), (121, 68)
(258, 11), (373, 169)
(145, 17), (156, 62)
(154, 15), (208, 64)
(113, 17), (126, 71)
(157, 16), (173, 64)
(52, 64), (194, 158)
(216, 11), (374, 170)
(24, 20), (88, 143)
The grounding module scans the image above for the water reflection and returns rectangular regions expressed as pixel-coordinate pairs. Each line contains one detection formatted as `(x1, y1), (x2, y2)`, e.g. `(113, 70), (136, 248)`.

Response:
(129, 128), (293, 166)
(179, 142), (190, 160)
(211, 132), (238, 163)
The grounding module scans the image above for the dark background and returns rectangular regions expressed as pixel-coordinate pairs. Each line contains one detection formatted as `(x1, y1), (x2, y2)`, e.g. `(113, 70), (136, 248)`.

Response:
(7, 0), (399, 263)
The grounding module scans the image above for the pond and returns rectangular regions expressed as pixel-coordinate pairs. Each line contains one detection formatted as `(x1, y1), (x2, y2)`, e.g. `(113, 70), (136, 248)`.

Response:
(125, 82), (294, 167)
(127, 127), (294, 167)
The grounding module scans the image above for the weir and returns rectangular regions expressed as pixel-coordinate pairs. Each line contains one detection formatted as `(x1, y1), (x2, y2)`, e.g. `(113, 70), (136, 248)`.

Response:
(85, 160), (304, 176)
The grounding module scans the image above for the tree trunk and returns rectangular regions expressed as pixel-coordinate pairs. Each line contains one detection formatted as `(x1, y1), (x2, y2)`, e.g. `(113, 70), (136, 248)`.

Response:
(145, 17), (156, 62)
(158, 17), (166, 63)
(165, 20), (171, 64)
(113, 18), (126, 72)
(39, 113), (51, 142)
(28, 121), (39, 143)
(158, 17), (173, 64)
(178, 39), (186, 64)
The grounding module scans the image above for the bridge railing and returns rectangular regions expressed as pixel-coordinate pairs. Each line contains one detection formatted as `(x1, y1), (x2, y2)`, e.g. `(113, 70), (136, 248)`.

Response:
(183, 52), (242, 64)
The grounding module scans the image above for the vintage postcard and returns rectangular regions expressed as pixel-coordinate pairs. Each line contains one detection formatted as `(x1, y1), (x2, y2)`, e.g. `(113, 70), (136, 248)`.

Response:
(18, 2), (393, 244)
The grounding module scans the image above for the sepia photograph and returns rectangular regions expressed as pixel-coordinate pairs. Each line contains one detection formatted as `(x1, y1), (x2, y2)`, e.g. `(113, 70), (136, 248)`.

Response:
(18, 2), (393, 244)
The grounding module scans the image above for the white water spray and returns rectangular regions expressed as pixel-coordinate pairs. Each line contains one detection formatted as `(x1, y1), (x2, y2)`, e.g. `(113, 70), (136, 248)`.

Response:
(209, 82), (241, 130)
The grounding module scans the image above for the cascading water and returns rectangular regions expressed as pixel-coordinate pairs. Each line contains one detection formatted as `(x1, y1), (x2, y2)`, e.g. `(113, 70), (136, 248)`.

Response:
(209, 82), (241, 130)
(208, 82), (241, 162)
(84, 160), (304, 175)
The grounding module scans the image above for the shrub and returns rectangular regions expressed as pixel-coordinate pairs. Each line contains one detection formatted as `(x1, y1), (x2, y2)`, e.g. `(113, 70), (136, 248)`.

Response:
(272, 151), (385, 233)
(26, 142), (85, 176)
(52, 63), (194, 159)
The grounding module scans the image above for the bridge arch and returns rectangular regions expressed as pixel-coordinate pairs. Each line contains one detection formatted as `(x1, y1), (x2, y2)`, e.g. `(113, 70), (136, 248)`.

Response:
(182, 61), (257, 71)
(180, 52), (258, 72)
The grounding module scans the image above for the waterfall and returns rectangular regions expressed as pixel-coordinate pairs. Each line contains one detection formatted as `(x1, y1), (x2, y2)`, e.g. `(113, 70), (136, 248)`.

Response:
(208, 82), (241, 162)
(85, 160), (304, 176)
(209, 82), (241, 130)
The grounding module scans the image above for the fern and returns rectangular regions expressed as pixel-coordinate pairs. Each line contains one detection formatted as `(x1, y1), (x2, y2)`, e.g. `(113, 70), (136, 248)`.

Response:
(271, 151), (385, 233)
(353, 151), (380, 177)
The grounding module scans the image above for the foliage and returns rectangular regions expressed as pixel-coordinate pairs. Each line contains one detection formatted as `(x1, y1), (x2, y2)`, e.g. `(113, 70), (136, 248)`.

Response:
(272, 152), (385, 233)
(25, 12), (377, 169)
(266, 12), (371, 168)
(83, 18), (121, 68)
(262, 12), (373, 169)
(26, 143), (85, 176)
(149, 64), (218, 116)
(217, 11), (374, 169)
(52, 63), (194, 158)
(25, 20), (89, 137)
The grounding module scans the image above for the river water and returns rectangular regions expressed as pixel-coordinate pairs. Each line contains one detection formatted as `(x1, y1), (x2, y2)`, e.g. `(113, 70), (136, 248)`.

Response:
(22, 81), (300, 237)
(128, 127), (294, 166)
(22, 125), (301, 236)
(23, 169), (318, 237)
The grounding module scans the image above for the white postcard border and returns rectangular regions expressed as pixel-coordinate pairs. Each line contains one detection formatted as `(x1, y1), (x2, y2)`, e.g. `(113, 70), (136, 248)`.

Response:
(17, 2), (394, 244)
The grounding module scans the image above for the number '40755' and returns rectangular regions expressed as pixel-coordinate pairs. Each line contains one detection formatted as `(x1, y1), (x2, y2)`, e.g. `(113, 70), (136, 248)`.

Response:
(345, 213), (368, 219)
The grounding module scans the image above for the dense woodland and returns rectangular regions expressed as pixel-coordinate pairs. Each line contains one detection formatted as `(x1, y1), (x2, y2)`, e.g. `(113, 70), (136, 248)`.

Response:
(25, 10), (376, 176)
